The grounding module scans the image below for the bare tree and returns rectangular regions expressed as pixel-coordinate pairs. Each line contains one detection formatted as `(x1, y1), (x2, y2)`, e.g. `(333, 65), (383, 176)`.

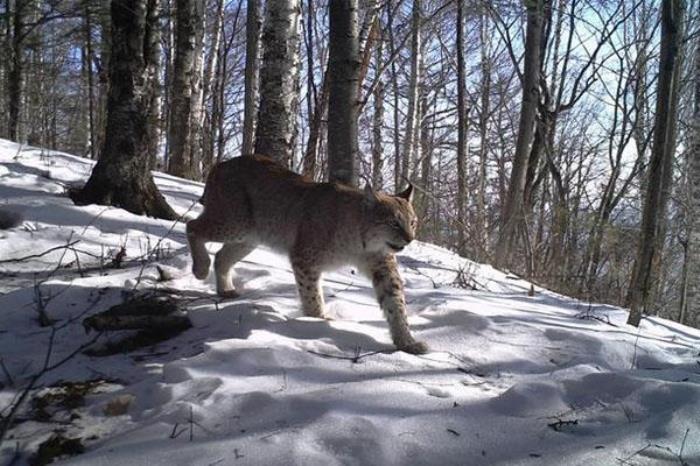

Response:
(400, 0), (422, 188)
(684, 13), (700, 328)
(494, 0), (546, 270)
(627, 0), (684, 326)
(242, 0), (261, 156)
(71, 0), (176, 220)
(455, 0), (468, 255)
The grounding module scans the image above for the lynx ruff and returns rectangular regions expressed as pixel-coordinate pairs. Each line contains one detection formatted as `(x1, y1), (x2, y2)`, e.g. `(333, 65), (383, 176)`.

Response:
(186, 155), (428, 354)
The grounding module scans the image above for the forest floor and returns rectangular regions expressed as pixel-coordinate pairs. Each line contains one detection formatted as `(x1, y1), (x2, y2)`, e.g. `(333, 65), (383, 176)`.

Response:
(0, 138), (699, 466)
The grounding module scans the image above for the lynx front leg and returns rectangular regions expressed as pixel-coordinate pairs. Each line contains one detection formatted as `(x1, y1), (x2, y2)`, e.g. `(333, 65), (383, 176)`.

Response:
(368, 255), (428, 354)
(291, 263), (326, 318)
(215, 242), (255, 298)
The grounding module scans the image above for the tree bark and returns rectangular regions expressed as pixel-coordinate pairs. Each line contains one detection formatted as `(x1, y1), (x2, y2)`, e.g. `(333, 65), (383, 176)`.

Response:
(71, 0), (176, 221)
(627, 0), (684, 326)
(254, 0), (300, 166)
(327, 0), (359, 186)
(167, 0), (205, 180)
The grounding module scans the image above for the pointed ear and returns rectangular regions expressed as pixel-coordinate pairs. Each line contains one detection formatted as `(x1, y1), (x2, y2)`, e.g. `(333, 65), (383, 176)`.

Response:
(364, 183), (378, 205)
(396, 183), (414, 203)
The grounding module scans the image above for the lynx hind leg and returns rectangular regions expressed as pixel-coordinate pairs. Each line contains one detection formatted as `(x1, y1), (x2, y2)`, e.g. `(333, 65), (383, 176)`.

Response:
(292, 263), (326, 318)
(187, 217), (211, 280)
(215, 242), (255, 298)
(369, 255), (428, 354)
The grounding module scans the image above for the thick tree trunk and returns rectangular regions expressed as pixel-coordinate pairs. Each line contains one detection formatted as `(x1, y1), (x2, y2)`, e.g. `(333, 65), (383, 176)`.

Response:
(627, 0), (684, 326)
(327, 0), (359, 186)
(242, 0), (261, 156)
(254, 0), (300, 166)
(494, 0), (545, 270)
(167, 0), (205, 180)
(71, 0), (176, 221)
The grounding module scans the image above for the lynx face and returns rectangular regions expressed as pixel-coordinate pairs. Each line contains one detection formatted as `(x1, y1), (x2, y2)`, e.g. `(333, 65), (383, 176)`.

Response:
(363, 185), (418, 254)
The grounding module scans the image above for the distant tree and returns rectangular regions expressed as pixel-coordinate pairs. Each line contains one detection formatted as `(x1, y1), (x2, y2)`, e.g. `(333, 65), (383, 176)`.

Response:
(327, 0), (359, 186)
(254, 0), (300, 166)
(71, 0), (176, 220)
(627, 0), (684, 326)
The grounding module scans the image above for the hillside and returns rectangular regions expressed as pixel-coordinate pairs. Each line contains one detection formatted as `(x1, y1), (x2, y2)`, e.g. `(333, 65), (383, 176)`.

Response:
(0, 139), (698, 465)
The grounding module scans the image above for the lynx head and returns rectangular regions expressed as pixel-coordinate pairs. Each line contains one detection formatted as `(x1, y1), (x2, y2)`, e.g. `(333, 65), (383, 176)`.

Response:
(362, 183), (418, 254)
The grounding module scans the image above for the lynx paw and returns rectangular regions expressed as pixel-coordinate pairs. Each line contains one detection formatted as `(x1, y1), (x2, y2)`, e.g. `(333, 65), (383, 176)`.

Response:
(397, 340), (429, 355)
(192, 257), (211, 280)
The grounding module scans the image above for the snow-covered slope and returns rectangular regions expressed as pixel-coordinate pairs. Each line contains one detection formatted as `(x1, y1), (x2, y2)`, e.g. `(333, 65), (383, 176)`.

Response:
(1, 139), (699, 465)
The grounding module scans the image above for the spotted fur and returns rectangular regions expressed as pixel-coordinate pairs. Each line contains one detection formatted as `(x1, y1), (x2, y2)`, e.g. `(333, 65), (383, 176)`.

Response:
(186, 155), (427, 354)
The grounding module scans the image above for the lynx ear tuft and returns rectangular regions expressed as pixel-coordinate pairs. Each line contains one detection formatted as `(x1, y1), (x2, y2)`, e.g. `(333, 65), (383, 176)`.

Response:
(396, 183), (414, 203)
(364, 183), (378, 205)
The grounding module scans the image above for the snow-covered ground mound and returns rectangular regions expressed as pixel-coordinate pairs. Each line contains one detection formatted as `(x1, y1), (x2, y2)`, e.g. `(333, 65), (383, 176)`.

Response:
(1, 139), (699, 465)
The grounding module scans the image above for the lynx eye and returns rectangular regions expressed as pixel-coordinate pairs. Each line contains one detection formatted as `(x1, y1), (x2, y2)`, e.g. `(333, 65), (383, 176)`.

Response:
(392, 219), (402, 230)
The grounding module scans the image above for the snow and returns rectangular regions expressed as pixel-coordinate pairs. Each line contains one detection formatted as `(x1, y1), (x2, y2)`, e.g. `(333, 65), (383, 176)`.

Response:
(0, 138), (699, 465)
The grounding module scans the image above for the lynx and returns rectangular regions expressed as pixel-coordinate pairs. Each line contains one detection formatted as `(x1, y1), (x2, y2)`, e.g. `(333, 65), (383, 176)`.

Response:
(186, 155), (427, 354)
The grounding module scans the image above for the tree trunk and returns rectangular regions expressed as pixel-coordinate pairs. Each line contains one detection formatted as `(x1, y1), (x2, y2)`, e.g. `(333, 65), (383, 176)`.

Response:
(145, 0), (162, 170)
(476, 12), (491, 261)
(456, 0), (468, 255)
(371, 28), (384, 189)
(167, 0), (205, 180)
(387, 0), (400, 190)
(242, 0), (261, 156)
(400, 0), (421, 188)
(201, 0), (225, 175)
(327, 0), (359, 186)
(254, 0), (300, 166)
(494, 0), (545, 270)
(303, 74), (328, 179)
(84, 2), (97, 159)
(627, 0), (684, 326)
(71, 0), (176, 221)
(7, 0), (24, 141)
